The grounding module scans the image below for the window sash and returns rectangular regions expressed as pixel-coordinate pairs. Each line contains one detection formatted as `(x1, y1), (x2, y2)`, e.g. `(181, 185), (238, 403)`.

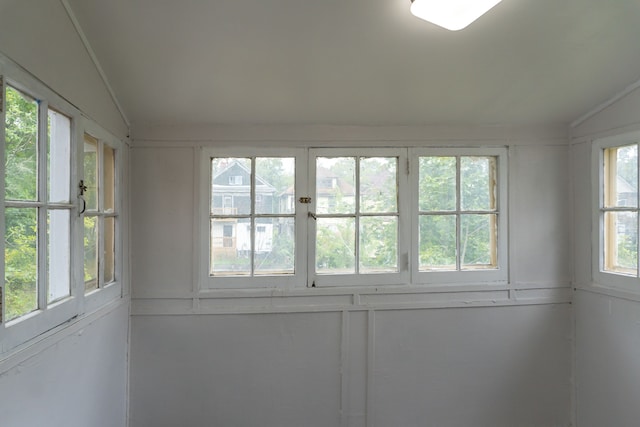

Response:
(594, 137), (640, 288)
(412, 147), (508, 285)
(200, 148), (306, 289)
(308, 148), (409, 287)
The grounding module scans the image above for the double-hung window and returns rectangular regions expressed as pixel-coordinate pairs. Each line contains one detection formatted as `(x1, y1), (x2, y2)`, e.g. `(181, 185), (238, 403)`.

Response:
(201, 146), (506, 289)
(594, 135), (640, 288)
(0, 58), (124, 353)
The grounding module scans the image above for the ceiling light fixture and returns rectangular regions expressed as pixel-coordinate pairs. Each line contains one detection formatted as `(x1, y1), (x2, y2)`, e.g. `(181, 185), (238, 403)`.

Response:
(410, 0), (503, 31)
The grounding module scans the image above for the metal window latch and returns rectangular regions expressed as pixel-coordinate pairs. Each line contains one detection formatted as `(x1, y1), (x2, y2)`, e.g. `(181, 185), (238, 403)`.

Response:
(79, 180), (88, 195)
(299, 197), (312, 204)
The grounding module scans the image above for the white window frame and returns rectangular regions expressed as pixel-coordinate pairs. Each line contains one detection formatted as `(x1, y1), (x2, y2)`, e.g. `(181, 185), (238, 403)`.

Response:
(0, 55), (123, 353)
(199, 146), (507, 290)
(410, 147), (508, 285)
(308, 147), (410, 288)
(80, 120), (123, 313)
(199, 147), (307, 289)
(593, 134), (640, 290)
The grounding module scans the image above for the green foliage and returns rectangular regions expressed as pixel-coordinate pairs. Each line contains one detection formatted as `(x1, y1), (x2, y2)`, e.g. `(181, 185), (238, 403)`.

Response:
(419, 156), (497, 269)
(4, 87), (40, 319)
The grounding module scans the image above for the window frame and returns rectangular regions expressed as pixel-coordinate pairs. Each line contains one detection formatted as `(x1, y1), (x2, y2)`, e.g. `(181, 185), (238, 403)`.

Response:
(0, 56), (124, 353)
(80, 120), (123, 314)
(199, 147), (307, 289)
(593, 134), (640, 290)
(410, 147), (508, 285)
(200, 146), (508, 290)
(308, 147), (410, 288)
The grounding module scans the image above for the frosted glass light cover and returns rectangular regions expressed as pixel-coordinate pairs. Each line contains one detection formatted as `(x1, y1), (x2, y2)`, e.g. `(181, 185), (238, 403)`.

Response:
(410, 0), (503, 31)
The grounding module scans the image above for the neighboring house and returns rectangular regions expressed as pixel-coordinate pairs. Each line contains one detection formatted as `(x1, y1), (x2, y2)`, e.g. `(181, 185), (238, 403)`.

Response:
(211, 160), (276, 257)
(279, 165), (356, 215)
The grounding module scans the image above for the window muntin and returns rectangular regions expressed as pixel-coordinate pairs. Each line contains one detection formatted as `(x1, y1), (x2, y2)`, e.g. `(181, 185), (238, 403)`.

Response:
(601, 143), (639, 277)
(418, 155), (498, 271)
(4, 86), (73, 321)
(83, 133), (118, 293)
(209, 156), (296, 277)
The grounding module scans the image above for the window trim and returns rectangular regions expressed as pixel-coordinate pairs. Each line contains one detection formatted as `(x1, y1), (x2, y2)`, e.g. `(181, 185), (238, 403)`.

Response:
(592, 134), (640, 290)
(410, 147), (509, 285)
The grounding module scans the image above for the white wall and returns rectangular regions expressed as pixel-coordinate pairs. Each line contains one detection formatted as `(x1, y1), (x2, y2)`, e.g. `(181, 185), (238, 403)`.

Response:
(572, 85), (640, 427)
(0, 302), (129, 427)
(0, 3), (130, 427)
(130, 124), (573, 427)
(0, 0), (128, 138)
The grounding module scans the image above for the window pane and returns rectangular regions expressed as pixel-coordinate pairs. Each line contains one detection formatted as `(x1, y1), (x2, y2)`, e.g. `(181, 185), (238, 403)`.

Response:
(104, 217), (115, 284)
(419, 214), (456, 270)
(316, 217), (355, 274)
(419, 157), (456, 211)
(461, 214), (497, 269)
(210, 218), (251, 276)
(255, 157), (295, 214)
(104, 145), (116, 212)
(5, 86), (38, 201)
(254, 218), (295, 275)
(5, 208), (38, 321)
(84, 216), (98, 292)
(84, 134), (98, 211)
(48, 109), (71, 203)
(316, 157), (355, 214)
(48, 210), (70, 303)
(360, 157), (397, 213)
(211, 158), (251, 215)
(360, 216), (397, 273)
(604, 211), (638, 275)
(461, 156), (496, 211)
(604, 145), (638, 208)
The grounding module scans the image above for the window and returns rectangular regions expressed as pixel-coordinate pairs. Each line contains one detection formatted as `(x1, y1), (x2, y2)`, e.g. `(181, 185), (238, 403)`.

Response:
(201, 149), (304, 288)
(82, 132), (118, 295)
(201, 147), (506, 289)
(309, 148), (409, 287)
(3, 85), (73, 322)
(0, 60), (124, 352)
(595, 137), (640, 288)
(412, 148), (507, 284)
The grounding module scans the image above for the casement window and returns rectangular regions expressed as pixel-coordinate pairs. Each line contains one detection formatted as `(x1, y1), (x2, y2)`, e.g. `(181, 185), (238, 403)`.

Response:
(308, 148), (409, 287)
(201, 147), (507, 289)
(411, 148), (508, 284)
(594, 136), (640, 288)
(81, 128), (121, 312)
(0, 59), (123, 352)
(200, 148), (306, 288)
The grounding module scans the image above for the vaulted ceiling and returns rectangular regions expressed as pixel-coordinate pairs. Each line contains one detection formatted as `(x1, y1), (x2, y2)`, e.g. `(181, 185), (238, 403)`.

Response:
(66, 0), (640, 127)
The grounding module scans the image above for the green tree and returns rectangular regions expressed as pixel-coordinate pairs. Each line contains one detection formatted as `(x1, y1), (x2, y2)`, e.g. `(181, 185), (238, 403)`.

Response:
(4, 86), (39, 320)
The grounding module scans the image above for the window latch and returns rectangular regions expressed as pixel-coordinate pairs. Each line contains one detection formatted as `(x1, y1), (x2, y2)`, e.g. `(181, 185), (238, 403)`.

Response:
(79, 180), (88, 195)
(299, 197), (312, 204)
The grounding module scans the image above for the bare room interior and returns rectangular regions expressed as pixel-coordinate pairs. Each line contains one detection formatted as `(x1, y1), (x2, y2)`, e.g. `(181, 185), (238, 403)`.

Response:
(1, 1), (640, 426)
